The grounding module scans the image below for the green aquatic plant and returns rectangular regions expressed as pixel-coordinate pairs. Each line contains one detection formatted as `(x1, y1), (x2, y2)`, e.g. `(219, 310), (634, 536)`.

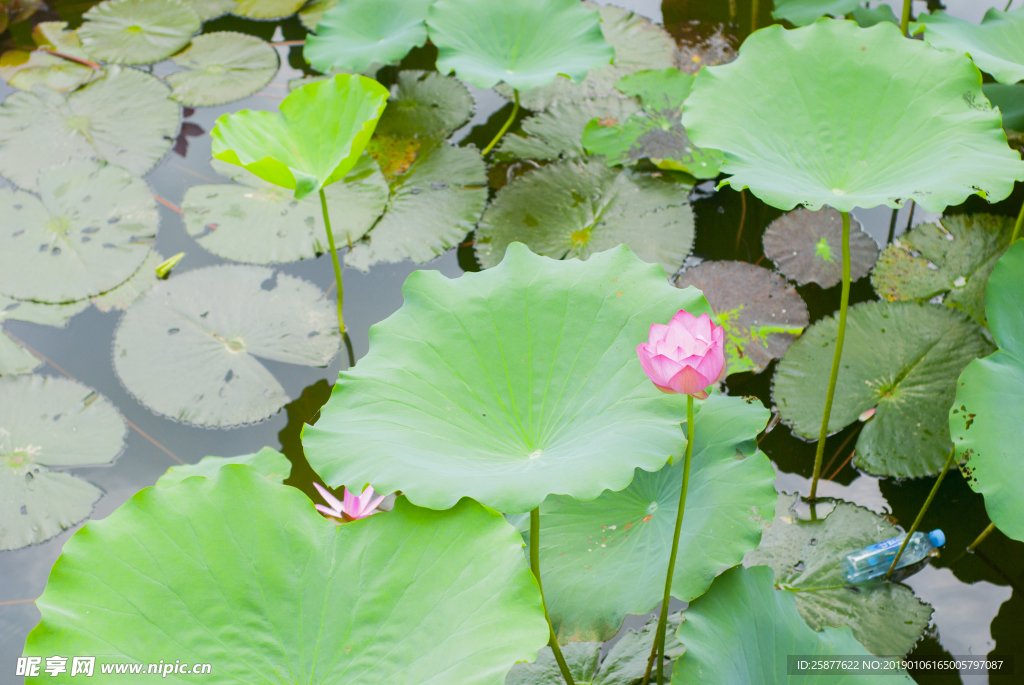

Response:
(304, 0), (433, 74)
(914, 8), (1024, 85)
(78, 0), (200, 66)
(154, 446), (290, 488)
(166, 32), (279, 107)
(771, 0), (861, 27)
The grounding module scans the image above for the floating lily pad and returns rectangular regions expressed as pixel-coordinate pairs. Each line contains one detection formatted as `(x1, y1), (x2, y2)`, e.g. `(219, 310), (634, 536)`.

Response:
(304, 0), (433, 74)
(682, 20), (1024, 213)
(180, 0), (234, 21)
(952, 241), (1024, 542)
(113, 265), (339, 427)
(745, 493), (932, 657)
(155, 446), (290, 488)
(914, 8), (1024, 85)
(0, 333), (40, 376)
(773, 301), (994, 477)
(79, 0), (200, 65)
(853, 4), (899, 27)
(231, 0), (304, 20)
(496, 98), (641, 162)
(0, 162), (156, 304)
(1, 22), (96, 92)
(184, 156), (388, 264)
(529, 393), (776, 643)
(167, 32), (278, 107)
(344, 139), (487, 271)
(582, 69), (723, 178)
(24, 467), (550, 681)
(297, 0), (335, 31)
(0, 295), (89, 327)
(304, 244), (712, 513)
(763, 207), (879, 289)
(90, 250), (162, 312)
(673, 565), (913, 683)
(984, 83), (1024, 131)
(0, 66), (179, 193)
(771, 0), (861, 26)
(475, 158), (694, 274)
(427, 0), (613, 91)
(872, 214), (1015, 325)
(375, 70), (473, 139)
(0, 374), (126, 550)
(675, 261), (809, 375)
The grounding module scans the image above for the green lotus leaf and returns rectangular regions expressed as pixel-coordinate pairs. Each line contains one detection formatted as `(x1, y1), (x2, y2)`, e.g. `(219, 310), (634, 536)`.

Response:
(0, 162), (156, 304)
(951, 240), (1024, 542)
(914, 8), (1024, 85)
(231, 0), (303, 20)
(763, 207), (879, 289)
(675, 261), (808, 375)
(672, 565), (913, 683)
(1, 375), (126, 550)
(871, 214), (1015, 325)
(303, 244), (711, 513)
(773, 301), (994, 477)
(155, 446), (290, 488)
(298, 0), (335, 31)
(744, 493), (932, 657)
(682, 19), (1024, 213)
(344, 139), (487, 271)
(496, 98), (641, 162)
(304, 0), (433, 74)
(527, 393), (776, 643)
(375, 70), (474, 139)
(79, 0), (200, 65)
(426, 0), (614, 91)
(113, 265), (339, 427)
(183, 155), (388, 264)
(1, 26), (96, 93)
(771, 0), (861, 27)
(23, 465), (550, 682)
(0, 66), (179, 193)
(179, 0), (234, 21)
(167, 32), (278, 107)
(474, 158), (694, 274)
(89, 250), (162, 312)
(852, 4), (899, 28)
(210, 73), (389, 200)
(984, 83), (1024, 131)
(0, 332), (41, 376)
(582, 69), (723, 178)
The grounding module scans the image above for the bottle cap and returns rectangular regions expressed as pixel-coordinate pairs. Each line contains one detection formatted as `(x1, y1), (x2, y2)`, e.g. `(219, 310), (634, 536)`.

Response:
(928, 529), (946, 548)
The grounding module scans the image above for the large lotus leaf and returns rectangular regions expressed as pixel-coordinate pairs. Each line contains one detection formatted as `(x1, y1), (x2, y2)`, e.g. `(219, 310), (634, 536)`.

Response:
(210, 73), (389, 200)
(672, 565), (913, 683)
(984, 83), (1024, 131)
(79, 0), (200, 65)
(344, 139), (487, 271)
(744, 493), (932, 657)
(303, 244), (712, 513)
(113, 265), (339, 427)
(675, 261), (808, 375)
(0, 332), (40, 376)
(771, 0), (861, 27)
(0, 375), (126, 550)
(0, 162), (156, 304)
(180, 0), (234, 21)
(426, 0), (614, 91)
(304, 0), (433, 74)
(475, 159), (694, 274)
(1, 23), (95, 91)
(0, 66), (179, 193)
(231, 0), (304, 20)
(952, 240), (1024, 542)
(23, 466), (550, 683)
(773, 301), (993, 477)
(183, 155), (388, 264)
(871, 214), (1015, 325)
(763, 207), (879, 289)
(375, 70), (474, 139)
(496, 98), (641, 162)
(682, 19), (1024, 213)
(528, 393), (776, 643)
(155, 446), (290, 488)
(914, 8), (1024, 86)
(167, 32), (278, 107)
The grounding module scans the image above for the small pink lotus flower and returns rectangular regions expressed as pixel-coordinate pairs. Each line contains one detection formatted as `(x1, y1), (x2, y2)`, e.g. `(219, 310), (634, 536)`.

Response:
(313, 482), (386, 521)
(636, 310), (725, 399)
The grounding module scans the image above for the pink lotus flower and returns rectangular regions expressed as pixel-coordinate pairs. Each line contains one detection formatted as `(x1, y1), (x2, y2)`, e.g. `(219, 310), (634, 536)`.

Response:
(313, 482), (386, 521)
(636, 310), (725, 399)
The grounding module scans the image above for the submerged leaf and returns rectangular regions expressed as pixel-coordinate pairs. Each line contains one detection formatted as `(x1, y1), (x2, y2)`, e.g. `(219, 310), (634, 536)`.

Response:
(79, 0), (200, 65)
(375, 70), (474, 139)
(496, 98), (641, 162)
(167, 32), (278, 107)
(304, 0), (433, 74)
(155, 446), (290, 488)
(763, 207), (879, 288)
(771, 0), (861, 27)
(914, 8), (1024, 85)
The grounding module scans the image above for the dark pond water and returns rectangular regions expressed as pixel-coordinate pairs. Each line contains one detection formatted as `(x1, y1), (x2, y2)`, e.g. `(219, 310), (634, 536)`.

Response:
(2, 1), (1023, 683)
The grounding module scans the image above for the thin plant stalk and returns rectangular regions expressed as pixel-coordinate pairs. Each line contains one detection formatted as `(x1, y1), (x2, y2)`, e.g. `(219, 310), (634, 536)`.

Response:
(885, 448), (956, 580)
(642, 395), (695, 685)
(319, 188), (355, 367)
(808, 211), (852, 500)
(530, 508), (576, 685)
(901, 0), (912, 36)
(750, 0), (759, 33)
(1006, 0), (1015, 12)
(1012, 200), (1024, 243)
(481, 90), (519, 156)
(967, 522), (997, 553)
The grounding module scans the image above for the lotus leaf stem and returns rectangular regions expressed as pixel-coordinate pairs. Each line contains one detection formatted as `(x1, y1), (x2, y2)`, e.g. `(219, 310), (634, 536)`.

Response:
(808, 211), (851, 500)
(1012, 201), (1023, 243)
(885, 448), (956, 580)
(901, 0), (912, 36)
(750, 0), (759, 33)
(40, 49), (100, 69)
(481, 89), (519, 156)
(319, 188), (348, 342)
(1006, 0), (1015, 12)
(642, 395), (695, 685)
(967, 522), (997, 554)
(530, 508), (576, 685)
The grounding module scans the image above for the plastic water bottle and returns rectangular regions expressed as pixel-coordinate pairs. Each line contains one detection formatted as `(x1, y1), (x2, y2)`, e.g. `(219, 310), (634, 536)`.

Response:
(841, 529), (945, 584)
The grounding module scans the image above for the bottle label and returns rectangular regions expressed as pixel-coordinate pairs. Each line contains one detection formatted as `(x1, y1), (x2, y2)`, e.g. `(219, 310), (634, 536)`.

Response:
(862, 536), (902, 553)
